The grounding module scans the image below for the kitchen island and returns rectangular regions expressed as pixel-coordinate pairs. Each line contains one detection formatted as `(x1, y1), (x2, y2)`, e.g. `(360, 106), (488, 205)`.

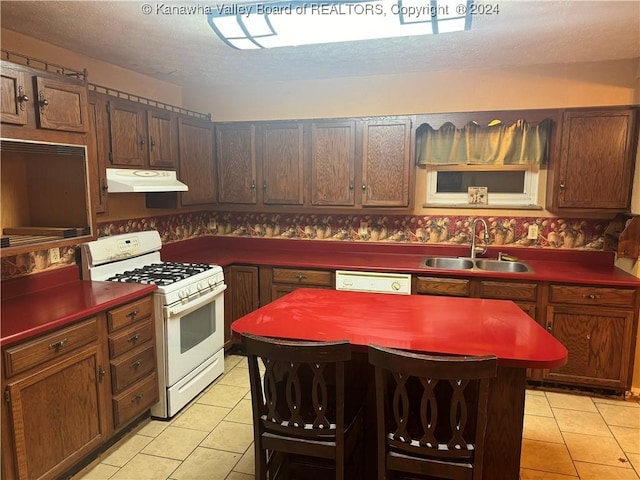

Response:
(232, 288), (568, 480)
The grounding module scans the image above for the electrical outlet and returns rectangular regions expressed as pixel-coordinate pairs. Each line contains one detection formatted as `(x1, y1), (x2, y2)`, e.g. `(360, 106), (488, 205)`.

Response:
(49, 247), (61, 264)
(527, 224), (539, 240)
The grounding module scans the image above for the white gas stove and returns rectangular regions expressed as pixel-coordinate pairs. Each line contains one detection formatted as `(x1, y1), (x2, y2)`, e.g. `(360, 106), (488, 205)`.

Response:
(81, 230), (226, 418)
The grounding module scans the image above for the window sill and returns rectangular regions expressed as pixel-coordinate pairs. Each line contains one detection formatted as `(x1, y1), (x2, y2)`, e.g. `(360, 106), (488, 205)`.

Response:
(422, 203), (544, 210)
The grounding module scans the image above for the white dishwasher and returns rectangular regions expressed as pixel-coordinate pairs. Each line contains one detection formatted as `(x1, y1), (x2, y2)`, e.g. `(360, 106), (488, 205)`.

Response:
(335, 270), (412, 295)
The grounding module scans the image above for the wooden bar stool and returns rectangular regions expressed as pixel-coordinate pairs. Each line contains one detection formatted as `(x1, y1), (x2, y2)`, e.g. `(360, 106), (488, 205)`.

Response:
(368, 344), (497, 480)
(241, 333), (365, 480)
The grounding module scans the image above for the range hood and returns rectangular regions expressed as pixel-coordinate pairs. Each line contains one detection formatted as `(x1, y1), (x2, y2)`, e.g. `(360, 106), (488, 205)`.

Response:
(106, 168), (188, 193)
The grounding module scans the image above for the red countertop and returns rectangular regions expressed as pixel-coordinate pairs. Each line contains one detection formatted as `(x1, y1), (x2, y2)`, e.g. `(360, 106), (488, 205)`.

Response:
(232, 288), (569, 369)
(1, 268), (157, 347)
(162, 236), (640, 287)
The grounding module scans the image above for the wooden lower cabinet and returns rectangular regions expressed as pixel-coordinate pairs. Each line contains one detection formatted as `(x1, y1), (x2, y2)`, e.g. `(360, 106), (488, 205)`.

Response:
(1, 295), (158, 480)
(261, 267), (334, 304)
(224, 266), (260, 349)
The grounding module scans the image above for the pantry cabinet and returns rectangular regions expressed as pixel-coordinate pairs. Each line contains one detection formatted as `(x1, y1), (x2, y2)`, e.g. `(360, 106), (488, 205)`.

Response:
(547, 108), (638, 211)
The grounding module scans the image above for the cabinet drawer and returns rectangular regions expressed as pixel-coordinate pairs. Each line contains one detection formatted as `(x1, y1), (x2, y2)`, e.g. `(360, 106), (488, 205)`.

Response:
(109, 320), (154, 359)
(110, 343), (155, 393)
(4, 317), (98, 378)
(415, 277), (470, 297)
(113, 373), (159, 429)
(480, 281), (538, 302)
(549, 285), (635, 307)
(108, 296), (153, 332)
(272, 268), (333, 286)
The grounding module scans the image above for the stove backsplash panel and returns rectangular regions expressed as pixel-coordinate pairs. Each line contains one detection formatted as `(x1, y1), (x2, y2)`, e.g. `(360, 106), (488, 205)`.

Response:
(2, 211), (611, 280)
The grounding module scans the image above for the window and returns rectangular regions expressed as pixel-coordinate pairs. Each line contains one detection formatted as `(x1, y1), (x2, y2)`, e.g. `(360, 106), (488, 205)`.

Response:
(425, 164), (540, 207)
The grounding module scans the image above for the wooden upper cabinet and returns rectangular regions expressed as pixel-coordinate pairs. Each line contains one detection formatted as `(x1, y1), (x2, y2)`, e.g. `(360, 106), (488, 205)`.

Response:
(106, 99), (147, 167)
(361, 118), (412, 207)
(34, 76), (88, 133)
(147, 109), (178, 169)
(1, 65), (28, 125)
(553, 109), (637, 210)
(310, 120), (356, 206)
(178, 117), (216, 205)
(261, 122), (304, 205)
(216, 123), (257, 204)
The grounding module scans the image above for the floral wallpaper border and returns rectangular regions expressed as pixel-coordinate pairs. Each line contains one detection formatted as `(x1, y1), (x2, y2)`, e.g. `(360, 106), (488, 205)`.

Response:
(2, 211), (610, 280)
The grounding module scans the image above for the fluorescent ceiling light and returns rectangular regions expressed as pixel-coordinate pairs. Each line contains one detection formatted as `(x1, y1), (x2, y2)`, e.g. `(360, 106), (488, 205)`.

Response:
(208, 0), (474, 49)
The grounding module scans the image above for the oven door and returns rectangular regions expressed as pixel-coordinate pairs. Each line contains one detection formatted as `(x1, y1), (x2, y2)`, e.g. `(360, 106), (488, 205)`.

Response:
(163, 284), (226, 387)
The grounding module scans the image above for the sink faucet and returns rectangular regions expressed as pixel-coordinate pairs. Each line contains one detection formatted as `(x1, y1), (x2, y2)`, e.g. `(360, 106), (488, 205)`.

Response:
(470, 218), (489, 259)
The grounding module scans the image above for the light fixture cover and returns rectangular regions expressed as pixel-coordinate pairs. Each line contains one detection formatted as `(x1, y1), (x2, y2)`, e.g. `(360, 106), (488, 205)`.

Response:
(208, 0), (474, 49)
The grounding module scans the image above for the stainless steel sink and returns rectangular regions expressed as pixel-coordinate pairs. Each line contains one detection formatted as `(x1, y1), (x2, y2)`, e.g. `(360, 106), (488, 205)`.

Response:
(421, 256), (533, 273)
(422, 257), (474, 270)
(474, 259), (532, 273)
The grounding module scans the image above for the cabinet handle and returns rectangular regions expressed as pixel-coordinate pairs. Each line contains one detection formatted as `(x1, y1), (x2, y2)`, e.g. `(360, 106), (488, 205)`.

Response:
(48, 338), (68, 352)
(101, 179), (109, 193)
(546, 322), (552, 332)
(38, 91), (49, 113)
(17, 86), (28, 110)
(362, 183), (367, 191)
(131, 393), (144, 403)
(98, 366), (106, 382)
(349, 181), (354, 190)
(559, 181), (566, 189)
(139, 137), (146, 149)
(131, 359), (143, 370)
(150, 136), (156, 149)
(127, 333), (140, 344)
(583, 293), (600, 300)
(250, 180), (256, 190)
(295, 274), (307, 281)
(263, 182), (267, 190)
(126, 309), (139, 319)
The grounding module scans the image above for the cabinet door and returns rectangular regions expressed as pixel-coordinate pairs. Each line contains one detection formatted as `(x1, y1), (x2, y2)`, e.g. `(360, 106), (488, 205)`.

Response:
(5, 345), (107, 480)
(545, 305), (634, 389)
(147, 109), (178, 169)
(216, 124), (257, 204)
(310, 120), (356, 206)
(557, 110), (637, 209)
(178, 117), (216, 205)
(261, 122), (304, 205)
(224, 266), (259, 349)
(106, 99), (148, 167)
(88, 95), (108, 214)
(361, 118), (412, 207)
(34, 76), (88, 133)
(1, 65), (28, 125)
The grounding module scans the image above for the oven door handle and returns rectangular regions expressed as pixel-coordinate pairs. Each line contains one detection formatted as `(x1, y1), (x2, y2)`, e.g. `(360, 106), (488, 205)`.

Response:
(165, 284), (227, 317)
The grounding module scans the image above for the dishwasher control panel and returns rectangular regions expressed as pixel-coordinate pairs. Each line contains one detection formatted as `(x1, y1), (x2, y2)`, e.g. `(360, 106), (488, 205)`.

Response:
(335, 270), (411, 295)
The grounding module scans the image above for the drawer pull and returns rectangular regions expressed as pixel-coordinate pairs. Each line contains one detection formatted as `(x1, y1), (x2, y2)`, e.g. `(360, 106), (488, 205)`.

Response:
(583, 294), (600, 300)
(126, 309), (139, 319)
(295, 274), (307, 281)
(127, 334), (140, 344)
(130, 359), (143, 370)
(48, 338), (68, 352)
(131, 393), (144, 403)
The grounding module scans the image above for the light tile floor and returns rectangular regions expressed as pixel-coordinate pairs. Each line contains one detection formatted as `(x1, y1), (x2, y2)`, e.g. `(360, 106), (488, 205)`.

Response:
(76, 353), (640, 480)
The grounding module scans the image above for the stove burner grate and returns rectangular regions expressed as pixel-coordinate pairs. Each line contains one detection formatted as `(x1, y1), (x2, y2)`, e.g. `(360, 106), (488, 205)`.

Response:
(106, 262), (215, 286)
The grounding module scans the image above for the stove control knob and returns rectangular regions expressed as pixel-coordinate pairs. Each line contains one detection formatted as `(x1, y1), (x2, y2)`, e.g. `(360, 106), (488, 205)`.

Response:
(392, 282), (401, 291)
(208, 278), (216, 286)
(179, 290), (188, 300)
(197, 281), (206, 291)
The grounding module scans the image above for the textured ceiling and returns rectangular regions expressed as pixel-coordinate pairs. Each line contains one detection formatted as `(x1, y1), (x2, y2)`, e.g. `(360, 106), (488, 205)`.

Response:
(1, 1), (639, 91)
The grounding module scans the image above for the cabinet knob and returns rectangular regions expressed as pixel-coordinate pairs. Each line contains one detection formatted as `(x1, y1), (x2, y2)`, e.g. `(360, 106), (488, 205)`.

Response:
(38, 91), (49, 113)
(17, 86), (28, 110)
(349, 181), (354, 191)
(263, 182), (267, 190)
(546, 323), (552, 332)
(362, 183), (366, 191)
(150, 136), (156, 149)
(559, 181), (566, 189)
(250, 180), (256, 190)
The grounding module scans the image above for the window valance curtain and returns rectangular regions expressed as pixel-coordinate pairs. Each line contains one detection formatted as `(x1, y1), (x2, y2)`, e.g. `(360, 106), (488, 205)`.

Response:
(415, 118), (553, 166)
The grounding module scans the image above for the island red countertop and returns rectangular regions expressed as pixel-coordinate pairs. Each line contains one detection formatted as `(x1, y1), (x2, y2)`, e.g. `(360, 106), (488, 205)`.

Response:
(231, 288), (568, 369)
(1, 276), (157, 347)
